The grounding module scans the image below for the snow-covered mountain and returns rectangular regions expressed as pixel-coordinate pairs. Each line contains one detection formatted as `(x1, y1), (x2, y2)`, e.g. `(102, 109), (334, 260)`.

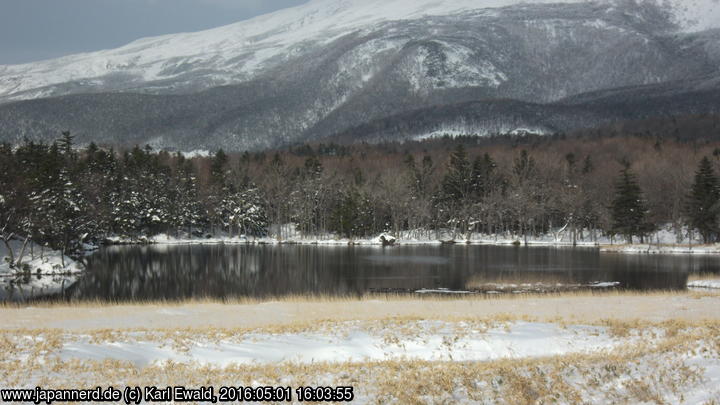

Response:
(1, 0), (719, 150)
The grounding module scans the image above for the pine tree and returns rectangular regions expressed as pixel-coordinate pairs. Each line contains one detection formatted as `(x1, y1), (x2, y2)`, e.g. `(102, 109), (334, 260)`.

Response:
(582, 155), (594, 175)
(303, 156), (323, 177)
(330, 187), (374, 238)
(57, 131), (76, 160)
(441, 144), (472, 202)
(227, 187), (268, 237)
(29, 169), (93, 263)
(686, 157), (720, 243)
(610, 167), (652, 243)
(175, 159), (205, 235)
(210, 149), (229, 186)
(471, 153), (498, 198)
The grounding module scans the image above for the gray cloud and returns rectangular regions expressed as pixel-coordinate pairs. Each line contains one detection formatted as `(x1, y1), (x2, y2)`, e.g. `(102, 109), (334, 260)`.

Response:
(0, 0), (308, 65)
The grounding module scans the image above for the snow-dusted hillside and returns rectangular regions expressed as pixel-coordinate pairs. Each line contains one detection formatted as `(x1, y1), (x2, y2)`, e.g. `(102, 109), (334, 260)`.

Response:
(0, 0), (719, 150)
(0, 0), (718, 103)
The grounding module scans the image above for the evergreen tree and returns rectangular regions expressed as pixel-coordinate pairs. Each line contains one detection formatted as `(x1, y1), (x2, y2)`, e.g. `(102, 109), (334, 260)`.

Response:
(303, 156), (323, 177)
(417, 155), (435, 198)
(171, 159), (205, 236)
(441, 144), (472, 202)
(330, 187), (375, 238)
(471, 153), (498, 198)
(582, 155), (594, 175)
(29, 169), (93, 262)
(226, 187), (268, 237)
(610, 167), (653, 243)
(210, 149), (229, 186)
(57, 131), (76, 160)
(686, 157), (720, 243)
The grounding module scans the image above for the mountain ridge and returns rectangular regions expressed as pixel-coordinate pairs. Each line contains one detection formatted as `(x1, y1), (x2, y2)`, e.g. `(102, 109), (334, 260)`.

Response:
(0, 0), (719, 150)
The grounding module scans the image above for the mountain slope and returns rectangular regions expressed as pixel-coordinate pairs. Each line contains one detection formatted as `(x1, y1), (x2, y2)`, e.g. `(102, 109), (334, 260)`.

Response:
(328, 74), (720, 143)
(0, 0), (719, 150)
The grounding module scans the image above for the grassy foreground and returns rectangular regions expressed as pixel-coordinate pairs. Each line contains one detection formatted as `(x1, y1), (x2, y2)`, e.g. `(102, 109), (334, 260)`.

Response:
(1, 290), (719, 330)
(2, 291), (720, 404)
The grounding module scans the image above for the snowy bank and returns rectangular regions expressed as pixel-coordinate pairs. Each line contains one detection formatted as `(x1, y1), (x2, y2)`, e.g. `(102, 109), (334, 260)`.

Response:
(0, 239), (83, 276)
(101, 224), (720, 255)
(104, 229), (601, 247)
(1, 239), (83, 301)
(58, 321), (619, 367)
(688, 279), (720, 289)
(5, 320), (720, 405)
(601, 244), (720, 255)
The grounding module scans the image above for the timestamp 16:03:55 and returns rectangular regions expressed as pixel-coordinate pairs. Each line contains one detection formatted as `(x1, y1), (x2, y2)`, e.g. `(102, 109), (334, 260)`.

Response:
(216, 386), (354, 402)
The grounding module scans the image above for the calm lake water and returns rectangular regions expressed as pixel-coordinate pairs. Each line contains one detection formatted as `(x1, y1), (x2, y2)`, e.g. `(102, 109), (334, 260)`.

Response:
(4, 244), (720, 302)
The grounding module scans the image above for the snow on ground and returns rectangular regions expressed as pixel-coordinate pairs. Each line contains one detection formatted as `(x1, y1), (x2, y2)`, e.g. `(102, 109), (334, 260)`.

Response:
(103, 224), (720, 256)
(4, 318), (719, 403)
(3, 296), (720, 402)
(106, 226), (601, 247)
(0, 239), (82, 276)
(50, 322), (619, 367)
(1, 239), (82, 301)
(415, 288), (474, 294)
(416, 281), (621, 295)
(601, 244), (720, 255)
(414, 126), (549, 141)
(103, 224), (700, 251)
(688, 279), (720, 289)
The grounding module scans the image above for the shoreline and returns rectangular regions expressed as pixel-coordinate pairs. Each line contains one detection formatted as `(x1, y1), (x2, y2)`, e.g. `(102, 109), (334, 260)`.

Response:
(103, 234), (720, 255)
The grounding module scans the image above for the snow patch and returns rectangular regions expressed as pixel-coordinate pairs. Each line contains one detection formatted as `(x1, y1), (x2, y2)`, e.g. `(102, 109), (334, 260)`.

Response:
(414, 126), (548, 140)
(1, 239), (83, 276)
(415, 288), (474, 294)
(402, 40), (507, 92)
(57, 321), (619, 366)
(687, 279), (720, 289)
(181, 150), (212, 158)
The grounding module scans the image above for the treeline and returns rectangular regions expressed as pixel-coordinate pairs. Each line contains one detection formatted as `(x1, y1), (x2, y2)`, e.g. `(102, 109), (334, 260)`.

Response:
(2, 133), (720, 260)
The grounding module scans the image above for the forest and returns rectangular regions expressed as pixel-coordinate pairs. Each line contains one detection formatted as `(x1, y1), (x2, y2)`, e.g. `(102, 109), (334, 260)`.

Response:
(2, 130), (720, 260)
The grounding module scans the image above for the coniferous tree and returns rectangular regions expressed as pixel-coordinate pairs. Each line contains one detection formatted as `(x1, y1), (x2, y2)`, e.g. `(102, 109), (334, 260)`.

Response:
(610, 167), (653, 243)
(471, 153), (499, 198)
(330, 187), (374, 238)
(29, 168), (93, 263)
(227, 187), (268, 237)
(210, 149), (229, 186)
(685, 157), (720, 243)
(57, 131), (76, 161)
(207, 149), (231, 233)
(441, 144), (472, 202)
(172, 158), (205, 236)
(582, 155), (594, 175)
(437, 145), (474, 235)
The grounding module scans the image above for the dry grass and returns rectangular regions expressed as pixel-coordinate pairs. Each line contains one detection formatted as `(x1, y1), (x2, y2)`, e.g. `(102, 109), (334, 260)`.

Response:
(2, 290), (719, 332)
(689, 273), (720, 282)
(0, 289), (703, 309)
(1, 321), (718, 404)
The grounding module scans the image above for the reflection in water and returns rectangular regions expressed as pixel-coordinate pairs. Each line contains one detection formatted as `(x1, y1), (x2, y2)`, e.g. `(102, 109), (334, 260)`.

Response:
(1, 273), (79, 302)
(6, 245), (720, 303)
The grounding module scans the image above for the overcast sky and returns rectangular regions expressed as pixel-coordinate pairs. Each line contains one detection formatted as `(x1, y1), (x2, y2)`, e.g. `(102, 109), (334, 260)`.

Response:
(0, 0), (308, 65)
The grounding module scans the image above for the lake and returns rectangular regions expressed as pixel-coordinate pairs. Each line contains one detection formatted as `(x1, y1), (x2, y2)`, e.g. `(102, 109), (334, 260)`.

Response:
(3, 244), (720, 302)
